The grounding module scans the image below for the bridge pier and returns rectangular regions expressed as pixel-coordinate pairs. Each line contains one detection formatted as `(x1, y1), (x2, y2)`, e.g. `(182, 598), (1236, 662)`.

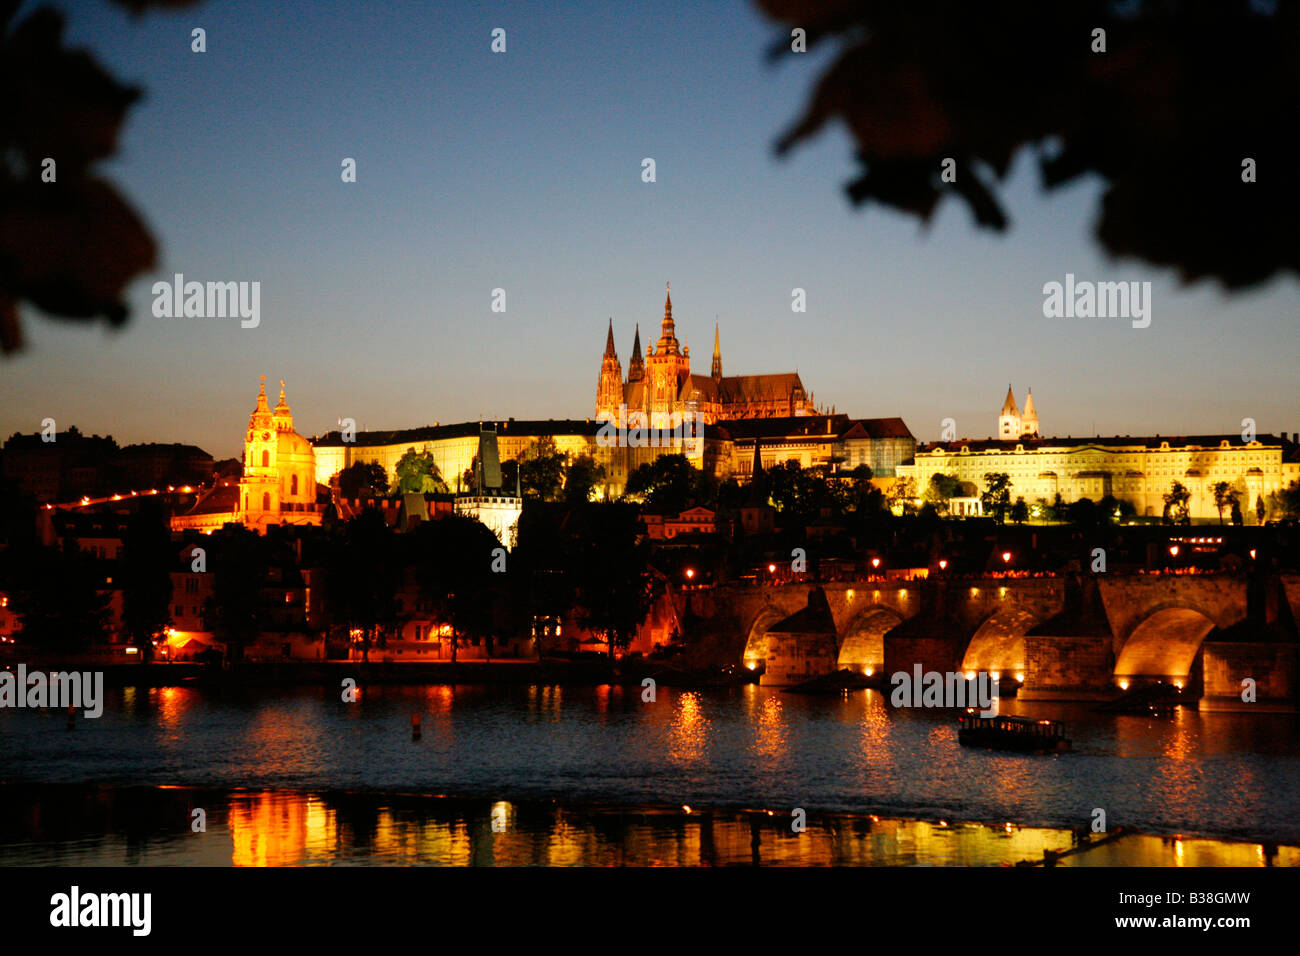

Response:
(1019, 636), (1117, 701)
(1199, 642), (1299, 712)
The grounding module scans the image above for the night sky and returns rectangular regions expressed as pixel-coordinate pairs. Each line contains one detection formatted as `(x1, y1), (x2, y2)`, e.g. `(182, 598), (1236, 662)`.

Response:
(4, 0), (1296, 461)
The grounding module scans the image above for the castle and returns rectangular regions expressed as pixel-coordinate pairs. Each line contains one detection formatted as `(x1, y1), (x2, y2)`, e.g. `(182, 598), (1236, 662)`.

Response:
(596, 284), (817, 428)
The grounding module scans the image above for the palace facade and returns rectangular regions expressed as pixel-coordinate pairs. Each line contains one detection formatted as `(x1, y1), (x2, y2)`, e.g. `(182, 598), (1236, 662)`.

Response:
(896, 390), (1298, 521)
(596, 284), (818, 428)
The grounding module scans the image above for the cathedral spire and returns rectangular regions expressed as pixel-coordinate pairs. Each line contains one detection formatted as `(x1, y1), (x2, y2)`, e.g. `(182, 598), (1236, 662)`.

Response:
(628, 324), (644, 382)
(656, 280), (679, 354)
(255, 375), (269, 413)
(603, 318), (617, 359)
(711, 320), (722, 381)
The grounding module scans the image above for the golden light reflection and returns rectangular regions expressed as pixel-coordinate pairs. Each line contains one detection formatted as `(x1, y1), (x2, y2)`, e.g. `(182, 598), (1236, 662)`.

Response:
(150, 685), (192, 730)
(230, 792), (312, 866)
(669, 692), (710, 763)
(755, 695), (788, 759)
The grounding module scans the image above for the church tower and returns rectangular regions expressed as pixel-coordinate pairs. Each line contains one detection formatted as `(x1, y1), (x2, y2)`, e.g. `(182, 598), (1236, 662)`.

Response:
(627, 324), (644, 383)
(998, 385), (1022, 440)
(242, 376), (281, 523)
(644, 283), (691, 428)
(595, 319), (623, 421)
(711, 322), (722, 383)
(1020, 388), (1039, 437)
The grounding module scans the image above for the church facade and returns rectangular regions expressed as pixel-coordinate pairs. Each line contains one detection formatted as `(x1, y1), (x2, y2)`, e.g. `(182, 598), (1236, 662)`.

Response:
(596, 285), (818, 429)
(172, 377), (324, 534)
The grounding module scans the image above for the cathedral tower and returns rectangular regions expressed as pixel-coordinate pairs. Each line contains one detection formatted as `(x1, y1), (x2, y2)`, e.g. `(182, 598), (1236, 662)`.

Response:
(627, 324), (644, 383)
(595, 319), (623, 421)
(711, 322), (722, 383)
(644, 283), (691, 428)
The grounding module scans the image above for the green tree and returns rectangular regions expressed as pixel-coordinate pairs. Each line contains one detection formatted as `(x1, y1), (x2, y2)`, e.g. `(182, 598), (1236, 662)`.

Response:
(981, 473), (1012, 524)
(1211, 481), (1239, 525)
(564, 454), (606, 506)
(121, 498), (173, 662)
(204, 527), (268, 664)
(572, 502), (654, 658)
(888, 476), (916, 515)
(324, 509), (400, 662)
(625, 454), (695, 513)
(1163, 481), (1192, 525)
(517, 437), (566, 502)
(2, 0), (202, 355)
(760, 0), (1297, 290)
(9, 541), (111, 652)
(1066, 497), (1101, 528)
(1010, 496), (1029, 524)
(923, 473), (963, 516)
(1098, 495), (1136, 524)
(1255, 494), (1267, 524)
(393, 448), (447, 494)
(412, 515), (503, 663)
(337, 461), (388, 498)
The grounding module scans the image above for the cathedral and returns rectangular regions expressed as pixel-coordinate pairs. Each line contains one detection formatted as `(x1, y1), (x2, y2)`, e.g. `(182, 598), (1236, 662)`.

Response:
(596, 284), (818, 428)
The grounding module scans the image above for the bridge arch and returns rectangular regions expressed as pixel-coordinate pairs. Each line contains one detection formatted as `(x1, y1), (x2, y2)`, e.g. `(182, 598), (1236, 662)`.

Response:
(960, 607), (1041, 681)
(836, 606), (904, 675)
(742, 606), (789, 670)
(1114, 604), (1218, 683)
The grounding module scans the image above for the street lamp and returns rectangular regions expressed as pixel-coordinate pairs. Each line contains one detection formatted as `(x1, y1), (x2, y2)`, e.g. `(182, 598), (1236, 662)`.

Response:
(1001, 551), (1011, 564)
(1169, 545), (1180, 558)
(685, 567), (695, 581)
(938, 559), (948, 570)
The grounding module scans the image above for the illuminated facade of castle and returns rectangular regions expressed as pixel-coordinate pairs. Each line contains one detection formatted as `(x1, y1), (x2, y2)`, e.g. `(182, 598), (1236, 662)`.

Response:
(596, 284), (817, 428)
(896, 388), (1296, 521)
(172, 377), (324, 534)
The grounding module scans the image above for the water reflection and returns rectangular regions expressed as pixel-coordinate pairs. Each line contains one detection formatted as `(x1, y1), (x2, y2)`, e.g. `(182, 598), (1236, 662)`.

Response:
(4, 683), (1300, 848)
(669, 692), (710, 764)
(1, 785), (1295, 867)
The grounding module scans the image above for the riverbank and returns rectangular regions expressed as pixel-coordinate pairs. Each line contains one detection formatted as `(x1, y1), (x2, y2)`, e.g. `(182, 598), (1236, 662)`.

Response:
(2, 657), (765, 689)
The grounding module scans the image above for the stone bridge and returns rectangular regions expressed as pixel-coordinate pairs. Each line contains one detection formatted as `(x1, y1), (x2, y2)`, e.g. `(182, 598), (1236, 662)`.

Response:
(680, 572), (1300, 709)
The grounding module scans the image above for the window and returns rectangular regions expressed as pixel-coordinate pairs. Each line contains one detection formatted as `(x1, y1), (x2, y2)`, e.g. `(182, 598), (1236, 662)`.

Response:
(291, 474), (298, 495)
(261, 450), (269, 468)
(262, 492), (270, 511)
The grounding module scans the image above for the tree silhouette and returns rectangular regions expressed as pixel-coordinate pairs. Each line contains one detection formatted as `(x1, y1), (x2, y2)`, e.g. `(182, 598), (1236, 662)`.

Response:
(1, 0), (198, 354)
(759, 0), (1297, 288)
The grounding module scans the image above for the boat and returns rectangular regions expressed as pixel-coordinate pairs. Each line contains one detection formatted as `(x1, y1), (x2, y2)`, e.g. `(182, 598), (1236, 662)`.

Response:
(957, 714), (1071, 753)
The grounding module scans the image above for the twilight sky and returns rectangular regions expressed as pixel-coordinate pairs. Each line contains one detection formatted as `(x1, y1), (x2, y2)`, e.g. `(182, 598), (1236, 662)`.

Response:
(3, 0), (1297, 461)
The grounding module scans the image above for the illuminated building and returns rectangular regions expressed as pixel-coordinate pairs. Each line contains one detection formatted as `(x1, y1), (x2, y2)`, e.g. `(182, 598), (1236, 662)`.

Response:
(172, 377), (324, 533)
(596, 284), (818, 427)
